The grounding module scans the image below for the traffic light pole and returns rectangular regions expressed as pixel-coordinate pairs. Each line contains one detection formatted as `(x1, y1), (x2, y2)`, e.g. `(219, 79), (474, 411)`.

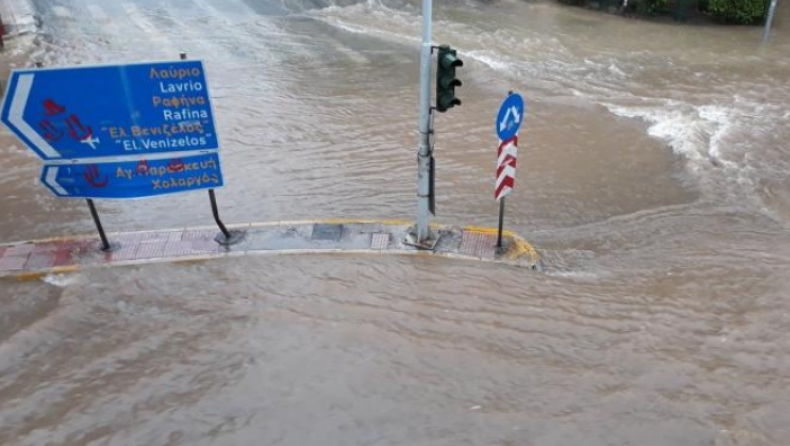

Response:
(763, 0), (778, 44)
(410, 0), (435, 247)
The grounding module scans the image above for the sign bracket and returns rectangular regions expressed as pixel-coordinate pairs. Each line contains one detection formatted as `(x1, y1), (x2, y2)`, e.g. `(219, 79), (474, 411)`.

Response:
(178, 53), (243, 246)
(87, 198), (112, 251)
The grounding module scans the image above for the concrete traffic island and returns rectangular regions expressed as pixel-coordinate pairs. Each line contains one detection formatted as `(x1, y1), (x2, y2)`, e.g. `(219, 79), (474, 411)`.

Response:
(0, 220), (541, 280)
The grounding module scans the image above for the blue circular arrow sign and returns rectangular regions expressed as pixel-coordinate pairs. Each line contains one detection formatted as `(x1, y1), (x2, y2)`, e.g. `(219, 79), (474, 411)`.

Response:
(496, 93), (524, 141)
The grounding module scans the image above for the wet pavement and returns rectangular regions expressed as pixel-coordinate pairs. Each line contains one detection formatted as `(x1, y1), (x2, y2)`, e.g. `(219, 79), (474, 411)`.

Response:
(0, 220), (540, 279)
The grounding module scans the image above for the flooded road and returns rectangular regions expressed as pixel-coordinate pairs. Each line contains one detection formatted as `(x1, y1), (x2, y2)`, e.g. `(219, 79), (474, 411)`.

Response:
(2, 0), (790, 444)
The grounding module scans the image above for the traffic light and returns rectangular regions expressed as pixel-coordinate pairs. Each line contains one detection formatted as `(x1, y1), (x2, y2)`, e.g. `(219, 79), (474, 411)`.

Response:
(436, 45), (462, 112)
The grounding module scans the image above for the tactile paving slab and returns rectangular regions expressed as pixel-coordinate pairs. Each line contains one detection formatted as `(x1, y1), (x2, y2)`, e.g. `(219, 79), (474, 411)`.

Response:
(460, 231), (497, 259)
(371, 233), (390, 250)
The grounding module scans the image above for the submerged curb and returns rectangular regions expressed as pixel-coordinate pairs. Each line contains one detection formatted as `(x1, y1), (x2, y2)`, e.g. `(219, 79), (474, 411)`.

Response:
(0, 219), (541, 280)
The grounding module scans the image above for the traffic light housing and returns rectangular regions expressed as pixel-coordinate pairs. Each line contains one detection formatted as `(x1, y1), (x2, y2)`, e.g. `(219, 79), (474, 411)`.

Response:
(436, 45), (462, 112)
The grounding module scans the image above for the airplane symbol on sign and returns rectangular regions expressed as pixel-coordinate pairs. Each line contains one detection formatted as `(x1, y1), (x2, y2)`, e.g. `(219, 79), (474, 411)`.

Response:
(80, 136), (100, 150)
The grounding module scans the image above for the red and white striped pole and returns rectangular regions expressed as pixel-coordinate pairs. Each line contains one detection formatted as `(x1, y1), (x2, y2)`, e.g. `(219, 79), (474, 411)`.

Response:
(495, 136), (518, 201)
(495, 135), (518, 249)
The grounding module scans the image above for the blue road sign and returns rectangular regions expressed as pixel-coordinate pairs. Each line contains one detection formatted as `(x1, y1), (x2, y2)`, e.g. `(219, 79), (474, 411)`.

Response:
(40, 153), (223, 199)
(1, 60), (218, 162)
(496, 93), (524, 141)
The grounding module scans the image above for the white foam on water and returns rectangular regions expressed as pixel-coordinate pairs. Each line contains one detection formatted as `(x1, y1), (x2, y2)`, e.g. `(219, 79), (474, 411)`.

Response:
(697, 105), (739, 169)
(601, 100), (737, 168)
(601, 89), (790, 215)
(608, 63), (627, 77)
(545, 270), (602, 280)
(464, 49), (512, 72)
(42, 273), (85, 288)
(306, 0), (421, 45)
(51, 6), (72, 18)
(121, 3), (173, 49)
(191, 0), (258, 23)
(0, 0), (37, 35)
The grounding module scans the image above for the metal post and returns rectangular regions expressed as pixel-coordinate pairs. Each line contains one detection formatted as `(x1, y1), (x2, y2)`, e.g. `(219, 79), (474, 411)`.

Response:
(209, 188), (232, 239)
(764, 0), (778, 44)
(87, 199), (111, 251)
(414, 0), (434, 245)
(179, 51), (240, 245)
(496, 197), (505, 250)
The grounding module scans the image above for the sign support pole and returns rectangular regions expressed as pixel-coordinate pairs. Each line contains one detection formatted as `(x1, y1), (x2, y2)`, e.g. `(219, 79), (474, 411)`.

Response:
(35, 61), (113, 251)
(179, 52), (240, 246)
(208, 188), (231, 240)
(496, 197), (505, 250)
(494, 91), (524, 255)
(87, 198), (111, 251)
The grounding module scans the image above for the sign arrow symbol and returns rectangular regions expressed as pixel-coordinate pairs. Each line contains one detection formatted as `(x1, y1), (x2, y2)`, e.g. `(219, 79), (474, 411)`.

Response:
(7, 74), (62, 159)
(510, 106), (521, 124)
(499, 108), (511, 132)
(499, 106), (522, 132)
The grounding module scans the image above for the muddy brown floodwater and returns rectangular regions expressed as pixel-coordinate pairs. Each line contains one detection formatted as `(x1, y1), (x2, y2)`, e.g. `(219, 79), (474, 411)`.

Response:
(1, 0), (790, 445)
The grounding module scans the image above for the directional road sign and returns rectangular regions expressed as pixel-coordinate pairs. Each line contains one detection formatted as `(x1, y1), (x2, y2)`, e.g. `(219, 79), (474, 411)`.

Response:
(496, 93), (524, 141)
(40, 153), (223, 199)
(1, 60), (218, 162)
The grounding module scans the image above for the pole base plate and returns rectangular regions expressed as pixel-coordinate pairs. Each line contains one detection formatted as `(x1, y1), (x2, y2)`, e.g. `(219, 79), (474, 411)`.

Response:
(215, 230), (246, 246)
(99, 241), (120, 253)
(403, 230), (441, 251)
